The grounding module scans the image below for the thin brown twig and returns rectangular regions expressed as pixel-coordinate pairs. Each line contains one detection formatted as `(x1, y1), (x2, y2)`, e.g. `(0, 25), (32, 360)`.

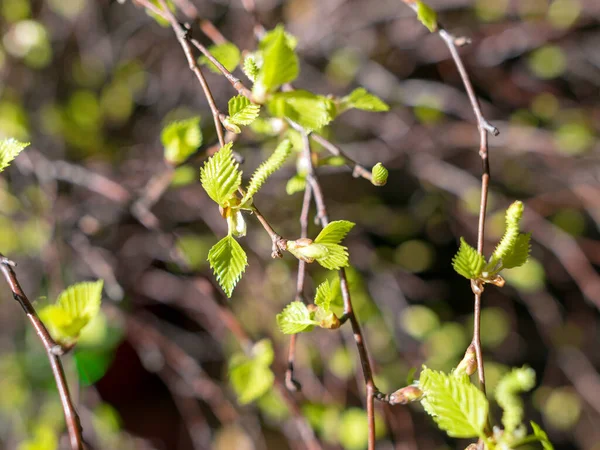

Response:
(0, 255), (84, 450)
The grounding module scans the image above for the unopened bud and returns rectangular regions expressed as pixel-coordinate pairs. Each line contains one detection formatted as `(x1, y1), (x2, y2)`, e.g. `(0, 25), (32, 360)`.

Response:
(388, 385), (423, 405)
(371, 162), (389, 186)
(455, 344), (477, 377)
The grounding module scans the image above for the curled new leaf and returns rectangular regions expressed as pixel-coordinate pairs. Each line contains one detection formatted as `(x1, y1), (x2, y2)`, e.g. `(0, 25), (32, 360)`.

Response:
(39, 280), (104, 347)
(242, 54), (259, 82)
(161, 117), (202, 164)
(452, 238), (485, 280)
(371, 162), (388, 186)
(491, 201), (525, 264)
(419, 367), (488, 438)
(0, 139), (29, 173)
(242, 139), (292, 203)
(228, 95), (261, 127)
(200, 142), (242, 207)
(314, 280), (335, 312)
(495, 366), (536, 434)
(208, 235), (248, 297)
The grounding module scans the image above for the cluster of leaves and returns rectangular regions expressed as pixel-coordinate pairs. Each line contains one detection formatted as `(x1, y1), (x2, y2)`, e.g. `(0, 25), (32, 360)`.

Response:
(453, 201), (531, 287)
(413, 365), (553, 449)
(39, 280), (104, 348)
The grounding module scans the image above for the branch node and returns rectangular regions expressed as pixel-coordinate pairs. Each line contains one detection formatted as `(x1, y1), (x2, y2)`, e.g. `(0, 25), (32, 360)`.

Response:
(483, 120), (499, 136)
(0, 257), (16, 267)
(454, 36), (472, 47)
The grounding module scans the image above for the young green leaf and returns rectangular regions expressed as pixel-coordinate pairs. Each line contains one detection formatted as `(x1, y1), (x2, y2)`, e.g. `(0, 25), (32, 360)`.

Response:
(228, 95), (261, 126)
(268, 90), (335, 132)
(200, 142), (242, 206)
(0, 139), (29, 173)
(39, 280), (104, 347)
(254, 25), (299, 97)
(340, 88), (390, 113)
(495, 366), (536, 434)
(316, 244), (350, 271)
(285, 174), (306, 195)
(371, 162), (389, 186)
(419, 367), (488, 438)
(416, 0), (438, 32)
(242, 139), (292, 203)
(314, 220), (355, 245)
(208, 235), (248, 298)
(491, 201), (524, 265)
(276, 301), (317, 334)
(199, 42), (241, 74)
(229, 339), (275, 404)
(452, 238), (485, 279)
(531, 421), (554, 450)
(161, 117), (202, 165)
(242, 54), (259, 82)
(314, 280), (334, 312)
(501, 232), (531, 269)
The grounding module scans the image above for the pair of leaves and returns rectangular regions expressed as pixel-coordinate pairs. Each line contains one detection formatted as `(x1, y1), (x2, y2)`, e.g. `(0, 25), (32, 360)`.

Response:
(39, 280), (104, 347)
(161, 116), (203, 164)
(202, 140), (292, 297)
(418, 367), (488, 439)
(0, 139), (29, 173)
(253, 26), (299, 99)
(452, 201), (531, 281)
(276, 279), (340, 335)
(286, 220), (355, 270)
(223, 95), (261, 134)
(229, 339), (275, 404)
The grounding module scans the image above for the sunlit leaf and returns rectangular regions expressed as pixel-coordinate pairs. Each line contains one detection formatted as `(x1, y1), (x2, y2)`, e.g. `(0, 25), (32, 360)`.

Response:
(531, 421), (554, 450)
(276, 301), (316, 334)
(229, 339), (275, 404)
(452, 238), (485, 279)
(416, 0), (438, 32)
(314, 280), (334, 312)
(314, 220), (355, 245)
(254, 25), (298, 96)
(228, 95), (261, 126)
(161, 116), (202, 164)
(0, 138), (28, 173)
(208, 235), (247, 298)
(419, 367), (488, 438)
(199, 42), (241, 74)
(268, 90), (335, 132)
(341, 88), (389, 112)
(200, 142), (242, 206)
(285, 174), (306, 195)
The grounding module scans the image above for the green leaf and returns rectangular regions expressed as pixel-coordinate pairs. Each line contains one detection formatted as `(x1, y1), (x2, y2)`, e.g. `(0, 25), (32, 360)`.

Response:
(276, 301), (317, 334)
(531, 421), (554, 450)
(314, 280), (334, 312)
(268, 90), (336, 132)
(341, 88), (389, 113)
(416, 0), (438, 32)
(419, 367), (488, 438)
(495, 366), (536, 434)
(285, 174), (306, 195)
(228, 95), (261, 126)
(39, 280), (104, 346)
(254, 25), (299, 96)
(229, 340), (275, 404)
(452, 237), (485, 279)
(0, 138), (29, 173)
(242, 139), (292, 203)
(316, 244), (351, 270)
(502, 232), (531, 269)
(199, 42), (241, 74)
(491, 201), (525, 265)
(371, 162), (388, 186)
(314, 220), (355, 245)
(161, 117), (202, 164)
(242, 54), (259, 82)
(200, 142), (242, 207)
(208, 235), (248, 298)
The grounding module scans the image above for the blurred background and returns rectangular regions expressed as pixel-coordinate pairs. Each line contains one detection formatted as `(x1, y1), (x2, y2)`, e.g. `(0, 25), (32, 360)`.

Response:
(0, 0), (599, 448)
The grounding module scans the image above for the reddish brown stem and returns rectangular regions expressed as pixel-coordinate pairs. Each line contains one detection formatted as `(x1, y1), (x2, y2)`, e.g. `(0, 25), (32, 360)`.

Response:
(0, 255), (84, 450)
